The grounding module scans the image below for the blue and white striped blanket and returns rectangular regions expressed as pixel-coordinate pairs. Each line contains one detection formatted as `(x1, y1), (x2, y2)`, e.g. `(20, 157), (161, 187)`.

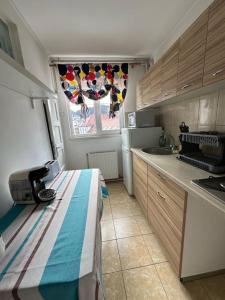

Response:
(0, 169), (104, 300)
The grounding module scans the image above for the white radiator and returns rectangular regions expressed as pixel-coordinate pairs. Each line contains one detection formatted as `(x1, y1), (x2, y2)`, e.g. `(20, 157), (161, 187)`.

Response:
(87, 151), (119, 180)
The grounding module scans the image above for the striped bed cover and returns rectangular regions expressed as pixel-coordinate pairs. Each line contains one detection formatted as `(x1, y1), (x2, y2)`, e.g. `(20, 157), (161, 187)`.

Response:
(0, 169), (104, 300)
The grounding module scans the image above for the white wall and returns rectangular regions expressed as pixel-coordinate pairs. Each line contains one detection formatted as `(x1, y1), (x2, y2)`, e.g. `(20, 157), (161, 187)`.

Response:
(56, 65), (145, 176)
(0, 0), (53, 216)
(0, 0), (52, 86)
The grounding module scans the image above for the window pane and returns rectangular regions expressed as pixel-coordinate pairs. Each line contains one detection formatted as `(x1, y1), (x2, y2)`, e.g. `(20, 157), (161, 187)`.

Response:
(69, 98), (97, 135)
(100, 94), (120, 131)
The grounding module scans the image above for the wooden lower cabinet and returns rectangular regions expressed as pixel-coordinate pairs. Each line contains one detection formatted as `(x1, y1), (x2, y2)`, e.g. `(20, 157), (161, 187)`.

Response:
(133, 154), (148, 217)
(133, 171), (147, 217)
(132, 154), (187, 277)
(148, 165), (187, 276)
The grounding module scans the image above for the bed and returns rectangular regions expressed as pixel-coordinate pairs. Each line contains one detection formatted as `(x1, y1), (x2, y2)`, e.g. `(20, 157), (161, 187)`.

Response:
(0, 169), (104, 300)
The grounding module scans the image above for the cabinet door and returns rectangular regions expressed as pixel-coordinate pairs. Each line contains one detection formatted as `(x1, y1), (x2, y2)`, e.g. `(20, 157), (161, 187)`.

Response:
(148, 59), (162, 104)
(161, 41), (179, 100)
(133, 154), (148, 217)
(203, 0), (225, 86)
(177, 10), (208, 95)
(141, 71), (152, 107)
(136, 80), (143, 110)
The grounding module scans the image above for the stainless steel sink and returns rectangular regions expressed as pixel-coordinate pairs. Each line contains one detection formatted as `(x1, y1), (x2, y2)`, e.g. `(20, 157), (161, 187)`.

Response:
(142, 147), (173, 155)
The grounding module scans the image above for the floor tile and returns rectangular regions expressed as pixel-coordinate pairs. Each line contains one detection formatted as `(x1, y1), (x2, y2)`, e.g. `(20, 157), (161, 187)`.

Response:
(103, 197), (110, 204)
(111, 202), (133, 219)
(108, 182), (126, 193)
(143, 233), (168, 264)
(114, 217), (141, 239)
(101, 220), (116, 241)
(103, 271), (126, 300)
(135, 215), (153, 234)
(109, 191), (131, 204)
(102, 240), (121, 274)
(156, 262), (210, 300)
(102, 202), (112, 221)
(127, 200), (143, 216)
(117, 236), (153, 270)
(199, 273), (225, 300)
(123, 265), (167, 300)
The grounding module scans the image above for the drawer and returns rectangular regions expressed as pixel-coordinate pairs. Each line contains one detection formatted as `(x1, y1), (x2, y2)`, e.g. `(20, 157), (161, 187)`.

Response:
(148, 199), (181, 275)
(133, 171), (147, 212)
(148, 187), (183, 241)
(148, 165), (186, 211)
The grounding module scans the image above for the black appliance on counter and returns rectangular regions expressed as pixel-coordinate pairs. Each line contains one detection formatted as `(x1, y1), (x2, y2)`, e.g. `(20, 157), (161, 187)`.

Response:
(192, 176), (225, 203)
(178, 128), (225, 174)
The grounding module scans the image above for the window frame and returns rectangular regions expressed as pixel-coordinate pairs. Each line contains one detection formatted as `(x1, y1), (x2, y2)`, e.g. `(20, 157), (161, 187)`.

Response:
(67, 96), (123, 139)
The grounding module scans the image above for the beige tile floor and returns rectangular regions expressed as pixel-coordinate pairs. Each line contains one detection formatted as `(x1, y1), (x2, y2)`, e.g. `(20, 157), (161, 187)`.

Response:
(102, 182), (225, 300)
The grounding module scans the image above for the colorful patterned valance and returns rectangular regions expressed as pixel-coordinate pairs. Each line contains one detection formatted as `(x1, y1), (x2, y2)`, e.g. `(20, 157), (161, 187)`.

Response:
(58, 63), (128, 118)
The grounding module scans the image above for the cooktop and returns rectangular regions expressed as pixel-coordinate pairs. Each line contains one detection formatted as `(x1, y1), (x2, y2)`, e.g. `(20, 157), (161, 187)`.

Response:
(192, 176), (225, 204)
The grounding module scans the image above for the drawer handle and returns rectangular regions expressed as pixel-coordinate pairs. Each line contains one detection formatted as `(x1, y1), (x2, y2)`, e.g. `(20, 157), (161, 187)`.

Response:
(212, 68), (225, 77)
(181, 84), (192, 90)
(157, 191), (166, 201)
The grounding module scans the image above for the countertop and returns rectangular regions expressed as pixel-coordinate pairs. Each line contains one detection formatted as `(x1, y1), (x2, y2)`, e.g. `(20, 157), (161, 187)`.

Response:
(131, 148), (225, 213)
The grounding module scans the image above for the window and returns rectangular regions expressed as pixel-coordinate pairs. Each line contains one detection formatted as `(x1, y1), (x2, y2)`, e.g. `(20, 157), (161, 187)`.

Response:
(69, 93), (121, 137)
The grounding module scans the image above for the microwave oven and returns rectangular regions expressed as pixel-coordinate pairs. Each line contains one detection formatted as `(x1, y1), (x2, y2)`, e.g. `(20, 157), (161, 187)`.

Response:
(128, 110), (156, 128)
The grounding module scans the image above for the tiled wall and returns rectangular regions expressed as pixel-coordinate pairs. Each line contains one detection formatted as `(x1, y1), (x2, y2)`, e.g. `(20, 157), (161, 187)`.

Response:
(157, 89), (225, 145)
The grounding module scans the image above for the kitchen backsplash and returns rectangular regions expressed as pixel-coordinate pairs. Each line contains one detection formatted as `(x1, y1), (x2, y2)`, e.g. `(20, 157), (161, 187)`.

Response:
(157, 88), (225, 145)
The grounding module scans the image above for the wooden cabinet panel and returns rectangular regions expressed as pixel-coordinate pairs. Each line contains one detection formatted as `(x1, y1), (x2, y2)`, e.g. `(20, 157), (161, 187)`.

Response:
(133, 171), (147, 216)
(133, 154), (148, 216)
(147, 164), (187, 276)
(133, 154), (147, 181)
(203, 0), (225, 86)
(136, 80), (143, 110)
(148, 183), (184, 234)
(148, 165), (186, 211)
(140, 71), (151, 108)
(161, 41), (179, 100)
(148, 196), (181, 274)
(148, 59), (162, 104)
(177, 10), (208, 95)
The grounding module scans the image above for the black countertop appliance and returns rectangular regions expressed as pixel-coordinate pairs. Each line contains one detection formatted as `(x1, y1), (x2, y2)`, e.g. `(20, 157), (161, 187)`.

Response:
(178, 126), (225, 174)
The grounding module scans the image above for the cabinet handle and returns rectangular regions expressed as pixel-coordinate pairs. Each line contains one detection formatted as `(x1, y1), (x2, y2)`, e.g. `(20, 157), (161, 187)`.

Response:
(157, 191), (166, 201)
(212, 68), (225, 77)
(181, 84), (192, 90)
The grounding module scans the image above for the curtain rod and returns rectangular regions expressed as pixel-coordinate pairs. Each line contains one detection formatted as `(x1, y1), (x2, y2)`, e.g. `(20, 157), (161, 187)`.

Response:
(49, 57), (149, 66)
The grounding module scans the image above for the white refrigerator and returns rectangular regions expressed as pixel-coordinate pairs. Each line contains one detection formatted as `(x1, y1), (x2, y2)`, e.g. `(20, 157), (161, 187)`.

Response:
(122, 127), (162, 195)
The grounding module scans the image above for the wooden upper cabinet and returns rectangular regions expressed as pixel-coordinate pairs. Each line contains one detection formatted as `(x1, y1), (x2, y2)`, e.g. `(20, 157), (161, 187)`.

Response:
(136, 80), (143, 110)
(149, 59), (162, 104)
(141, 70), (152, 107)
(177, 10), (208, 95)
(161, 41), (179, 100)
(203, 0), (225, 86)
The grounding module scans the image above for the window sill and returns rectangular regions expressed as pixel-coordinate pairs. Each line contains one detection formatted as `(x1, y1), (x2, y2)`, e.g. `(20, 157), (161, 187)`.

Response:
(69, 133), (121, 140)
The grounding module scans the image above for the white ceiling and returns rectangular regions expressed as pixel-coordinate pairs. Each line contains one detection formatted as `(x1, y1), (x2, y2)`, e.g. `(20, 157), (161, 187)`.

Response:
(12, 0), (197, 57)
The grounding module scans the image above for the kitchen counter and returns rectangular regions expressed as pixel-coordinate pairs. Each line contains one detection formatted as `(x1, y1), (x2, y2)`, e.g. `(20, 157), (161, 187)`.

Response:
(131, 148), (225, 213)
